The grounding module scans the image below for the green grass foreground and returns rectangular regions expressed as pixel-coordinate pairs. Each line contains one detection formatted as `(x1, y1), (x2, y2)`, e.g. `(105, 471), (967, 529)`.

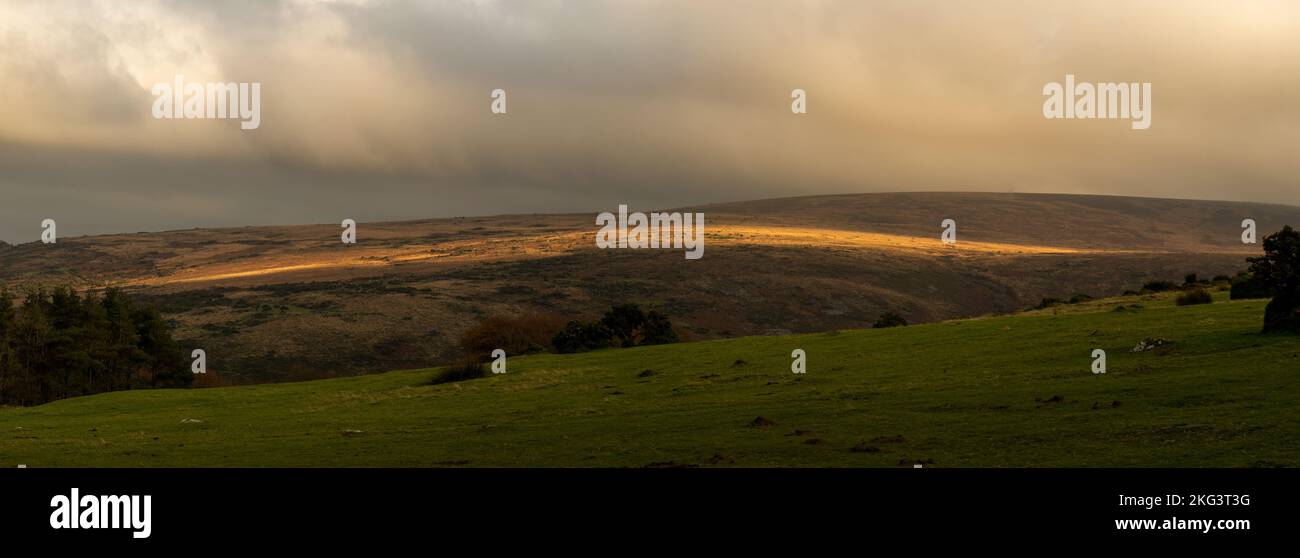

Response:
(2, 290), (1296, 467)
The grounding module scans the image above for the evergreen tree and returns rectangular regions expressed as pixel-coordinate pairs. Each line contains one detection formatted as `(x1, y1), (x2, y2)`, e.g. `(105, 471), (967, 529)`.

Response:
(1247, 226), (1300, 333)
(0, 290), (15, 402)
(0, 286), (189, 406)
(133, 306), (190, 388)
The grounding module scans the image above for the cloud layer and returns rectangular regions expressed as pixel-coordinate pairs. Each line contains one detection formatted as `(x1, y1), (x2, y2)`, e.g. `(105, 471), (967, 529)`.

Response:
(1, 0), (1298, 242)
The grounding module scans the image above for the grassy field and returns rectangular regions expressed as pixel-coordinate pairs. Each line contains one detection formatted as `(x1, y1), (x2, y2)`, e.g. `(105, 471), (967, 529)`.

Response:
(1, 289), (1296, 467)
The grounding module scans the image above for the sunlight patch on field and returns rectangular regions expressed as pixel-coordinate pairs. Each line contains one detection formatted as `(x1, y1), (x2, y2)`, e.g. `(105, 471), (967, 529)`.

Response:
(120, 224), (1150, 288)
(706, 225), (1122, 255)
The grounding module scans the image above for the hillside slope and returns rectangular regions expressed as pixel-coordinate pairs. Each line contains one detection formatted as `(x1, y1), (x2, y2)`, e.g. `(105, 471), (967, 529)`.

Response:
(1, 289), (1296, 467)
(1, 192), (1294, 383)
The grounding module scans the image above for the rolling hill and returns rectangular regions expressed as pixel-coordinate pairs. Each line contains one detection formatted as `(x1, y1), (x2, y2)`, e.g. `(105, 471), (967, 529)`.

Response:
(1, 192), (1295, 383)
(1, 289), (1296, 467)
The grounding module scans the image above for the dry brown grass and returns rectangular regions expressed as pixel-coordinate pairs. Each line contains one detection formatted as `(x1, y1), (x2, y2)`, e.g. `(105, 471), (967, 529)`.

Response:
(0, 192), (1293, 383)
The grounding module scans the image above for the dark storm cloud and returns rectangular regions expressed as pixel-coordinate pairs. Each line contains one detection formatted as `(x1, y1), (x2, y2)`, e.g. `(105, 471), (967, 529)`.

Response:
(1, 0), (1298, 242)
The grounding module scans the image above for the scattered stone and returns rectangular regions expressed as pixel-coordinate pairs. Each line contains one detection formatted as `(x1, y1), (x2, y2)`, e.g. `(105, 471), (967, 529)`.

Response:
(850, 443), (881, 453)
(1039, 395), (1065, 404)
(636, 369), (657, 378)
(1132, 337), (1172, 352)
(705, 454), (736, 465)
(787, 429), (817, 437)
(342, 429), (365, 437)
(749, 416), (777, 428)
(731, 359), (748, 367)
(180, 418), (203, 424)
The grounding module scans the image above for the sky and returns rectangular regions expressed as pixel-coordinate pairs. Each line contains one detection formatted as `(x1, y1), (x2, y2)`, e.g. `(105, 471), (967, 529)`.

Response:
(1, 0), (1298, 242)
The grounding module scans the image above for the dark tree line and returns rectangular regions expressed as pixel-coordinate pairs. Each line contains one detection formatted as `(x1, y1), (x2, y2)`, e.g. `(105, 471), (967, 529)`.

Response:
(552, 303), (678, 353)
(0, 287), (190, 406)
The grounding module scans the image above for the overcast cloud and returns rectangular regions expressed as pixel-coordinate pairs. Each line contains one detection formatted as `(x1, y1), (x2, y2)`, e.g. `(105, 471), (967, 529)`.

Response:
(1, 0), (1298, 242)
